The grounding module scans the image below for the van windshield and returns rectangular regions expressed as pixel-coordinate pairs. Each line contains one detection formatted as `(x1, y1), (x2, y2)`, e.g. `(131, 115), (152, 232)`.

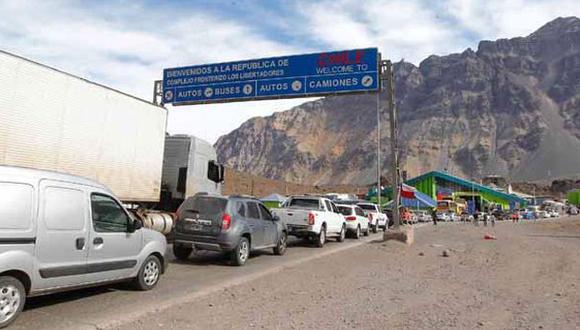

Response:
(287, 198), (320, 210)
(180, 196), (227, 218)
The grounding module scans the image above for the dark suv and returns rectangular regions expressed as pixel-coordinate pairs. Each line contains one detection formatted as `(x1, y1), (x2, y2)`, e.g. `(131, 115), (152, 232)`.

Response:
(173, 194), (288, 266)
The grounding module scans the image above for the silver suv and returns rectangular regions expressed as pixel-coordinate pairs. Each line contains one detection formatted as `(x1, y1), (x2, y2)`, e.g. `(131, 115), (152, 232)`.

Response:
(173, 194), (288, 266)
(0, 166), (167, 328)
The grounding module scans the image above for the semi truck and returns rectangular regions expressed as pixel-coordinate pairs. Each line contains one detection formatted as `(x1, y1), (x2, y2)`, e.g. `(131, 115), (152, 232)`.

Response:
(0, 50), (223, 229)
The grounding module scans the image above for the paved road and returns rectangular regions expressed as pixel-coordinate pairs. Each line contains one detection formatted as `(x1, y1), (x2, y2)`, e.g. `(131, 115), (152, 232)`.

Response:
(120, 219), (580, 330)
(11, 231), (390, 330)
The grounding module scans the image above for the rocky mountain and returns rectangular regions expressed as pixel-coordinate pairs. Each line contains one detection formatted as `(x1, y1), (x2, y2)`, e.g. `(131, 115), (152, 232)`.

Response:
(216, 17), (580, 186)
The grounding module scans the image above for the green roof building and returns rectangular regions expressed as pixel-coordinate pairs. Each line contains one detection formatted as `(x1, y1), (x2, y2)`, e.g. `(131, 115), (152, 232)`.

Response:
(405, 171), (527, 211)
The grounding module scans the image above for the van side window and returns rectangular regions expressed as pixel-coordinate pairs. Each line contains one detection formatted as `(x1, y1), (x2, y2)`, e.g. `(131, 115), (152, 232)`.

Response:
(44, 187), (85, 230)
(0, 182), (33, 230)
(91, 194), (130, 233)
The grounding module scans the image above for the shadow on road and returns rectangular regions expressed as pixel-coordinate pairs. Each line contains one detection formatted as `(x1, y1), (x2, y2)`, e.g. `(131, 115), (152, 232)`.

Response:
(25, 285), (125, 311)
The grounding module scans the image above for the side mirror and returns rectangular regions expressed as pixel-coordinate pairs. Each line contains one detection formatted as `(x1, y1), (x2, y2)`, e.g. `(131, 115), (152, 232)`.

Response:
(272, 215), (280, 221)
(128, 219), (143, 232)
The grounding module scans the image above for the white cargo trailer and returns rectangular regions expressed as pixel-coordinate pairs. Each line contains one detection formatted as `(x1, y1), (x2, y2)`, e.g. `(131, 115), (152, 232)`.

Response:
(0, 50), (167, 202)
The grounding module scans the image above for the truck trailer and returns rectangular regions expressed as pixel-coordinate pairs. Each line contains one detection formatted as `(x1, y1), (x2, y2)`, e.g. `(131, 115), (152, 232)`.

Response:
(0, 50), (222, 213)
(0, 50), (166, 202)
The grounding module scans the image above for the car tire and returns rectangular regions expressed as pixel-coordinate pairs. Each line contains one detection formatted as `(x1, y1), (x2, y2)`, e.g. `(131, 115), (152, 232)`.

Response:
(173, 244), (192, 261)
(337, 225), (346, 242)
(315, 225), (326, 248)
(354, 225), (361, 239)
(231, 237), (250, 266)
(0, 276), (26, 329)
(133, 255), (161, 291)
(273, 232), (287, 256)
(372, 224), (378, 233)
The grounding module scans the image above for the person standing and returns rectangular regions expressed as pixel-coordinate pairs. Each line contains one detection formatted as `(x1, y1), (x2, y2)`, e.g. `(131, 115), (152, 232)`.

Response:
(431, 208), (437, 225)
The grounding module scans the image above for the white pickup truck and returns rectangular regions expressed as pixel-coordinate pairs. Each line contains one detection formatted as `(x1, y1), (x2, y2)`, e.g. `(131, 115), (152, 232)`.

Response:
(357, 202), (389, 232)
(271, 196), (346, 247)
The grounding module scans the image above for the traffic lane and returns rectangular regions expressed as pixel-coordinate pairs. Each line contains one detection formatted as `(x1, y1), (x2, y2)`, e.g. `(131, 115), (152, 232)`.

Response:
(12, 233), (384, 330)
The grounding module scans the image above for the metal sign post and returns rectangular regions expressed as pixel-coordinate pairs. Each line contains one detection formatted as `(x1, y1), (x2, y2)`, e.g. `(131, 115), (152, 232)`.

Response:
(386, 60), (400, 230)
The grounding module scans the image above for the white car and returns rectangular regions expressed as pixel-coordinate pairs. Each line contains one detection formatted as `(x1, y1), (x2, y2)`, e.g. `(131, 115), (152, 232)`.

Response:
(536, 210), (549, 218)
(415, 210), (431, 222)
(272, 196), (346, 247)
(549, 210), (560, 218)
(337, 204), (370, 238)
(357, 203), (388, 231)
(436, 212), (450, 221)
(447, 212), (459, 222)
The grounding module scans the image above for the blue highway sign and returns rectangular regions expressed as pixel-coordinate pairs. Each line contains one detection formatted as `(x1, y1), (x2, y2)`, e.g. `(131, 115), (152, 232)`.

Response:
(162, 48), (379, 105)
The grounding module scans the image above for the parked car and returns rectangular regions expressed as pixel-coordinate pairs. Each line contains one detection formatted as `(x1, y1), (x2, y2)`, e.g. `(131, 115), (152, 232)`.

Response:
(337, 204), (370, 238)
(271, 195), (346, 247)
(447, 211), (459, 222)
(416, 210), (431, 222)
(0, 166), (167, 328)
(547, 209), (559, 218)
(357, 203), (388, 231)
(537, 210), (549, 218)
(460, 212), (474, 222)
(436, 212), (450, 222)
(174, 194), (288, 266)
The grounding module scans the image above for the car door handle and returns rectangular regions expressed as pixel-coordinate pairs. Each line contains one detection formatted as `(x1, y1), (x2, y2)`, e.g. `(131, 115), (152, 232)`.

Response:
(93, 237), (104, 245)
(75, 237), (85, 250)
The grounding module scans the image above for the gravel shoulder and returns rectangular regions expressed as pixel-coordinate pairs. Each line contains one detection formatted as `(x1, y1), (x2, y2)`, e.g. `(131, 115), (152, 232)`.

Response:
(120, 218), (580, 330)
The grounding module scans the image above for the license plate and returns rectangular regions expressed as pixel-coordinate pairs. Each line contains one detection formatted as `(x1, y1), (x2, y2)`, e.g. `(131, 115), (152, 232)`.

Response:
(186, 224), (203, 231)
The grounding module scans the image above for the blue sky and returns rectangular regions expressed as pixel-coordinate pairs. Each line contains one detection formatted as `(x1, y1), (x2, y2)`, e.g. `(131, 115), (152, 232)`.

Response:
(1, 0), (580, 143)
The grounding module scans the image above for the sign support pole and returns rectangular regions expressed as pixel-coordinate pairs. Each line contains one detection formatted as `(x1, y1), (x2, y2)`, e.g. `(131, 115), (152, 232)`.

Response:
(386, 60), (401, 230)
(153, 80), (163, 106)
(376, 53), (382, 210)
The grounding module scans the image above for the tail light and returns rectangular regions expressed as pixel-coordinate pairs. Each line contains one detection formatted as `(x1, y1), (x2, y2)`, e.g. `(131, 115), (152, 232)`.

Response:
(345, 216), (357, 221)
(307, 212), (316, 225)
(222, 213), (232, 230)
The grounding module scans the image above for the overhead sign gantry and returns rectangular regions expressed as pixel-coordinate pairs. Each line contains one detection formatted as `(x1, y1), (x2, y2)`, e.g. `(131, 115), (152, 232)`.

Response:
(161, 48), (379, 105)
(156, 47), (402, 232)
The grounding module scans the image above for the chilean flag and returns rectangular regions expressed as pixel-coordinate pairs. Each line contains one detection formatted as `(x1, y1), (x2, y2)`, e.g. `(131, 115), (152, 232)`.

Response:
(400, 184), (416, 199)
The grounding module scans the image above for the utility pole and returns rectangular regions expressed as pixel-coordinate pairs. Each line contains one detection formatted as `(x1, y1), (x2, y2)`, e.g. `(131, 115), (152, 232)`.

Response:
(385, 60), (400, 231)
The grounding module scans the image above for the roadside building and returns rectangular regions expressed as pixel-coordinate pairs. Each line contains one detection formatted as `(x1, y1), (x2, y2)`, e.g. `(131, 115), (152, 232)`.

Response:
(405, 171), (527, 212)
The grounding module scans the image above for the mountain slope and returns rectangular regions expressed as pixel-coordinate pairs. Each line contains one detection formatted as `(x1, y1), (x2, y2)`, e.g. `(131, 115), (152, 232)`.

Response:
(216, 17), (580, 185)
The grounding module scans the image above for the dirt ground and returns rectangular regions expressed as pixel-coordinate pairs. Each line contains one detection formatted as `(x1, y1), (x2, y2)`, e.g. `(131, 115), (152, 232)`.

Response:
(120, 219), (580, 330)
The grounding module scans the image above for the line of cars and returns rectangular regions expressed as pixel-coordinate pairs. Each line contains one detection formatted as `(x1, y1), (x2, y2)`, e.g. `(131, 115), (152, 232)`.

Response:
(0, 166), (391, 328)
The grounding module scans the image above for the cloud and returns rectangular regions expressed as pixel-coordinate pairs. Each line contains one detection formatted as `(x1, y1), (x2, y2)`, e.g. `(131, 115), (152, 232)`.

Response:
(446, 0), (580, 41)
(1, 0), (579, 143)
(0, 0), (310, 143)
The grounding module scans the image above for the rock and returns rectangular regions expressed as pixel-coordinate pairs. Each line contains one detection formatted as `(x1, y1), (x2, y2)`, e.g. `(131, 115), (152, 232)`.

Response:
(442, 249), (450, 257)
(477, 321), (484, 326)
(418, 252), (425, 256)
(216, 18), (580, 186)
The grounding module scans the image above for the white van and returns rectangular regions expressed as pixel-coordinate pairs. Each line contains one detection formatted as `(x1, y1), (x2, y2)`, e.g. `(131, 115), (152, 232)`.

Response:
(0, 166), (167, 327)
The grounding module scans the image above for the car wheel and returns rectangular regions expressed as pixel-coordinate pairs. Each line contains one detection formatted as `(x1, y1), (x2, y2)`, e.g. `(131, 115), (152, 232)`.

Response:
(133, 255), (161, 291)
(231, 237), (250, 266)
(173, 244), (192, 261)
(354, 225), (361, 239)
(363, 226), (370, 236)
(273, 232), (287, 256)
(0, 276), (25, 329)
(315, 226), (326, 248)
(372, 224), (378, 233)
(337, 225), (346, 242)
